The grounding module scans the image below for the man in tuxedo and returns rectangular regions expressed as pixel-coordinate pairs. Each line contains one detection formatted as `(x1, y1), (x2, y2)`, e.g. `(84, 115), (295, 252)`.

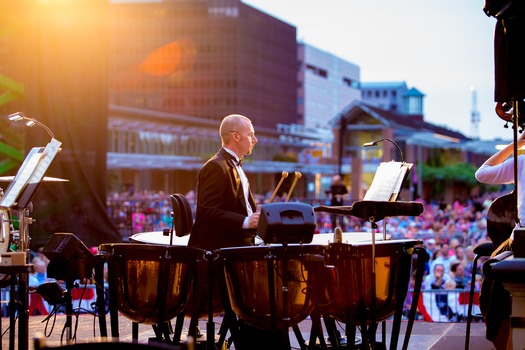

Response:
(189, 114), (260, 250)
(190, 114), (291, 349)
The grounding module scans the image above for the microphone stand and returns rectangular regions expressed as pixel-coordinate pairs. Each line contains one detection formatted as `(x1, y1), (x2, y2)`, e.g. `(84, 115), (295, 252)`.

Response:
(362, 137), (407, 346)
(363, 137), (405, 240)
(512, 100), (522, 227)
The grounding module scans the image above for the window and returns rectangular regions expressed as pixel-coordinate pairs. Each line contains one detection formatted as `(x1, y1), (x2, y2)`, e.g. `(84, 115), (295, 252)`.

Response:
(306, 63), (328, 79)
(343, 77), (353, 87)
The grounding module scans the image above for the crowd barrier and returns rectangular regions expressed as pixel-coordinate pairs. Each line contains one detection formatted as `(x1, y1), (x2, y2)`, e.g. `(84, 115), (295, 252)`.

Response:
(415, 288), (481, 322)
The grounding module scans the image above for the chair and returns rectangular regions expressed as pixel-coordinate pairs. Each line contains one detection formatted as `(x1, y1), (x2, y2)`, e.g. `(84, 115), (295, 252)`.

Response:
(169, 193), (233, 348)
(170, 193), (193, 237)
(464, 241), (494, 350)
(169, 193), (242, 349)
(465, 192), (515, 349)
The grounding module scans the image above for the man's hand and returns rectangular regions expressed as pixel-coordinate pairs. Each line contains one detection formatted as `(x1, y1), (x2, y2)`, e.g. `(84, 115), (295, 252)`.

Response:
(248, 212), (260, 229)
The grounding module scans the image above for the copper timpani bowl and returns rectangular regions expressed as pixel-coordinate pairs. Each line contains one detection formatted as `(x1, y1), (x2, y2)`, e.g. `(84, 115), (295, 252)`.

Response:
(322, 239), (419, 325)
(215, 244), (326, 330)
(128, 232), (223, 318)
(100, 243), (205, 325)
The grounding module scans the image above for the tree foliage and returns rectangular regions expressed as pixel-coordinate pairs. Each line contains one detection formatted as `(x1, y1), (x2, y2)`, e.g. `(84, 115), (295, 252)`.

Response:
(422, 162), (479, 187)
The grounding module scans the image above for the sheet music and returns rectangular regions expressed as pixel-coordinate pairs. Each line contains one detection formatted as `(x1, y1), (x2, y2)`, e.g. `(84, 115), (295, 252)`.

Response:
(0, 148), (44, 208)
(363, 161), (412, 202)
(0, 138), (62, 209)
(27, 138), (61, 185)
(390, 164), (411, 201)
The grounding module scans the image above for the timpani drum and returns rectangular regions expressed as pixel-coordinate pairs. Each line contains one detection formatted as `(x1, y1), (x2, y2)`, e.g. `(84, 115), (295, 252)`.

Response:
(323, 239), (420, 325)
(100, 243), (205, 325)
(215, 244), (326, 330)
(128, 231), (221, 317)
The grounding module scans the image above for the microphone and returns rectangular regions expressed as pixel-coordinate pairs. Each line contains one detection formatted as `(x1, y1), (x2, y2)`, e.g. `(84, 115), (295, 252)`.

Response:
(8, 112), (55, 140)
(363, 138), (404, 163)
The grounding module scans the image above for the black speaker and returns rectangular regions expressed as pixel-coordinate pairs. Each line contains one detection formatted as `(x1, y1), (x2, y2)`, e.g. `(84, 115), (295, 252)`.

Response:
(257, 203), (316, 244)
(42, 233), (96, 280)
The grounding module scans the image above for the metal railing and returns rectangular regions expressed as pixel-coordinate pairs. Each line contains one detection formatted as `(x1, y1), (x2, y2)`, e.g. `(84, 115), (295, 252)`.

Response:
(407, 288), (482, 323)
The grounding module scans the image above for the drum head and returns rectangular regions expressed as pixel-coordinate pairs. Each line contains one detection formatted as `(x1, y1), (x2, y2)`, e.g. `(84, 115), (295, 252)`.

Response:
(129, 231), (189, 246)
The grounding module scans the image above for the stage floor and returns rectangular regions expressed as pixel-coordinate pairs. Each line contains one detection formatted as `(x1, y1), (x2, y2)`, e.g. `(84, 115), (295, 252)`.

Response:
(2, 314), (494, 350)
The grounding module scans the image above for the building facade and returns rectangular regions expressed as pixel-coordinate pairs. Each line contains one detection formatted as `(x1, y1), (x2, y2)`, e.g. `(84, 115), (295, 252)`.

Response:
(298, 43), (361, 129)
(109, 0), (298, 130)
(107, 0), (343, 198)
(361, 81), (425, 117)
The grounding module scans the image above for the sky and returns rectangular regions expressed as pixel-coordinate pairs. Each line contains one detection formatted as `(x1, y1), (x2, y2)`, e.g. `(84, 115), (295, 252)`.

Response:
(244, 0), (510, 141)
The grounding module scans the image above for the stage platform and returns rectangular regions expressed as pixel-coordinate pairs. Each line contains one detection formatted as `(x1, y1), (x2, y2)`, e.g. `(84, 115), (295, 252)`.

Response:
(2, 314), (494, 350)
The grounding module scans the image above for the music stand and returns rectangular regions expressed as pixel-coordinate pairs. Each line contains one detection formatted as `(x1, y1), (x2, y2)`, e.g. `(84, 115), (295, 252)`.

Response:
(0, 138), (61, 350)
(0, 138), (62, 255)
(313, 159), (422, 349)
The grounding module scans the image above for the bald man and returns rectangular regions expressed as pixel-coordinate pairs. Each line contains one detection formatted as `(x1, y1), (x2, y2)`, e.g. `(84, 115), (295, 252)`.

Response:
(189, 114), (259, 250)
(189, 115), (292, 349)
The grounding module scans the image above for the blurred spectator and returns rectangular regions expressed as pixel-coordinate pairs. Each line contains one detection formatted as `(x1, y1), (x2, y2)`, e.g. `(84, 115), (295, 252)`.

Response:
(425, 238), (437, 256)
(424, 263), (450, 290)
(423, 238), (436, 275)
(327, 174), (348, 231)
(29, 256), (49, 288)
(424, 263), (453, 319)
(430, 242), (454, 275)
(450, 260), (469, 290)
(454, 245), (466, 267)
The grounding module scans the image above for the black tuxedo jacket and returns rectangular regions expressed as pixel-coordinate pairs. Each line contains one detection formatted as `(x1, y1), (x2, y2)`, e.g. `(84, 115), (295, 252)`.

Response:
(188, 148), (257, 251)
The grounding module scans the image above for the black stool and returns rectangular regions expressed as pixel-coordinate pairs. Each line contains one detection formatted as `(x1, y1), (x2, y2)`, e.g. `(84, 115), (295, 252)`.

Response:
(464, 241), (494, 350)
